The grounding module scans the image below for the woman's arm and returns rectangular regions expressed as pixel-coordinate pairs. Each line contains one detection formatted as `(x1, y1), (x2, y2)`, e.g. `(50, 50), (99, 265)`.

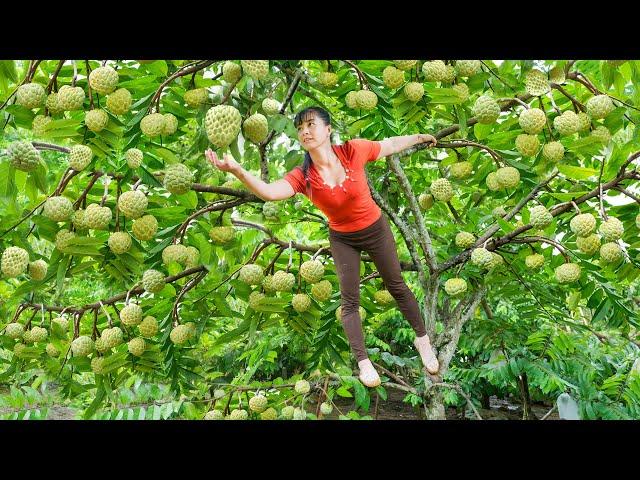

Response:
(376, 133), (437, 160)
(205, 149), (295, 201)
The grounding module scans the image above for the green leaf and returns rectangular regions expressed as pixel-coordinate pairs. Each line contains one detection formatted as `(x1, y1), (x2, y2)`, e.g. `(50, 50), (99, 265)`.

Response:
(556, 164), (599, 180)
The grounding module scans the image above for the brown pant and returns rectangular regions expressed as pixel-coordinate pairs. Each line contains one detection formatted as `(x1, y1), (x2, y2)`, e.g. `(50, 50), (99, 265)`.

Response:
(329, 214), (427, 362)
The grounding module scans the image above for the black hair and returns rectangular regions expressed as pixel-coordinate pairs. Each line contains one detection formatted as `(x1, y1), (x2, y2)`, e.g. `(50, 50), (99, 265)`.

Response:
(293, 107), (332, 200)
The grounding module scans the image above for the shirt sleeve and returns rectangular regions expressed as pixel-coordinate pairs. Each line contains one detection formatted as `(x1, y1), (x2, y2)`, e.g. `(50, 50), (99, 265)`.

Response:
(283, 166), (307, 195)
(347, 139), (382, 164)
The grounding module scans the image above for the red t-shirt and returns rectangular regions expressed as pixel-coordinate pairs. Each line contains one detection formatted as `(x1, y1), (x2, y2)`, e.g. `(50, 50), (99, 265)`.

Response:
(284, 139), (382, 232)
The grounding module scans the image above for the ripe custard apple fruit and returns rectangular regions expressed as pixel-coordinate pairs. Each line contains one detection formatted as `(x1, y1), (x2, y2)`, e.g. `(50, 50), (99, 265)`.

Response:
(28, 259), (48, 280)
(55, 229), (76, 250)
(125, 148), (143, 168)
(519, 108), (546, 134)
(2, 246), (29, 277)
(311, 279), (332, 302)
(118, 190), (148, 219)
(591, 126), (611, 144)
(525, 69), (550, 96)
(140, 113), (166, 137)
(262, 201), (279, 219)
(13, 343), (27, 358)
(336, 306), (367, 321)
(91, 357), (105, 374)
(32, 115), (52, 137)
(586, 95), (614, 119)
(553, 111), (579, 136)
(108, 232), (131, 254)
(138, 316), (158, 337)
(292, 293), (312, 313)
(473, 95), (500, 124)
(249, 394), (268, 413)
(374, 289), (394, 305)
(162, 113), (178, 136)
(132, 214), (157, 241)
(69, 145), (94, 171)
(356, 90), (378, 110)
(576, 112), (591, 132)
(393, 60), (417, 71)
(576, 234), (601, 255)
(421, 60), (447, 82)
(441, 65), (456, 83)
(555, 263), (581, 283)
(57, 85), (85, 111)
(228, 409), (249, 420)
(163, 163), (194, 195)
(27, 326), (48, 343)
(72, 209), (89, 231)
(383, 66), (405, 89)
(453, 83), (470, 102)
(120, 303), (143, 327)
(455, 60), (481, 77)
(455, 232), (476, 249)
(444, 278), (467, 296)
(8, 141), (41, 172)
(240, 60), (269, 80)
(85, 109), (109, 132)
(418, 193), (434, 210)
(262, 98), (281, 115)
(260, 407), (278, 420)
(496, 167), (520, 189)
(600, 242), (623, 264)
(95, 338), (109, 353)
(431, 178), (453, 202)
(85, 203), (112, 230)
(471, 247), (493, 268)
(345, 91), (359, 109)
(529, 205), (553, 229)
(261, 274), (277, 294)
(102, 327), (124, 349)
(222, 61), (242, 84)
(243, 113), (269, 143)
(184, 88), (209, 107)
(599, 217), (624, 241)
(128, 337), (146, 357)
(89, 66), (118, 94)
(293, 408), (307, 420)
(16, 83), (46, 108)
(542, 142), (565, 162)
(162, 244), (189, 265)
(46, 343), (60, 357)
(5, 322), (24, 339)
(170, 324), (191, 345)
(320, 402), (333, 415)
(46, 92), (64, 114)
(570, 213), (596, 237)
(272, 270), (296, 292)
(71, 335), (94, 357)
(486, 252), (504, 270)
(209, 226), (235, 244)
(318, 71), (338, 87)
(515, 134), (540, 157)
(549, 65), (566, 84)
(280, 405), (295, 419)
(450, 161), (473, 179)
(52, 317), (69, 335)
(300, 260), (325, 284)
(184, 246), (200, 269)
(204, 105), (242, 148)
(204, 410), (225, 420)
(249, 291), (265, 309)
(525, 253), (545, 269)
(239, 264), (264, 285)
(294, 379), (311, 395)
(404, 82), (425, 102)
(106, 88), (132, 115)
(44, 196), (73, 222)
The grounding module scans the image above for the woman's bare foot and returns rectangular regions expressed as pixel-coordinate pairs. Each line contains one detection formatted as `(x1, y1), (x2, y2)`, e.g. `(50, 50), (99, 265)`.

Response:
(414, 335), (440, 374)
(357, 358), (381, 388)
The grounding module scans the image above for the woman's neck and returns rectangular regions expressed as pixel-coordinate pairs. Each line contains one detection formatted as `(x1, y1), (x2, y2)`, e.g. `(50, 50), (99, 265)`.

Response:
(308, 143), (336, 170)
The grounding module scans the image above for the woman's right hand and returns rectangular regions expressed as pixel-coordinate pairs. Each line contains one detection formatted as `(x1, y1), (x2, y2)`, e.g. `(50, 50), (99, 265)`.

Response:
(205, 148), (241, 174)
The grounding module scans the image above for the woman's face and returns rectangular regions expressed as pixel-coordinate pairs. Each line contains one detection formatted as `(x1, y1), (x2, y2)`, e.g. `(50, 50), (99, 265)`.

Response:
(296, 113), (331, 150)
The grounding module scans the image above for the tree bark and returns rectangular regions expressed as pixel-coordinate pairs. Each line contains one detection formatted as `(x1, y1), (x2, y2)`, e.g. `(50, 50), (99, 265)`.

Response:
(517, 372), (535, 420)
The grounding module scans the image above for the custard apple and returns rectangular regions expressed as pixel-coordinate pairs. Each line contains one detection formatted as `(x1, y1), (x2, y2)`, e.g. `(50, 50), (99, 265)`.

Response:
(89, 66), (118, 95)
(555, 263), (581, 283)
(7, 141), (41, 172)
(383, 66), (405, 89)
(393, 60), (417, 71)
(140, 113), (166, 137)
(519, 108), (546, 134)
(84, 203), (112, 230)
(163, 163), (194, 195)
(55, 229), (76, 251)
(240, 60), (269, 80)
(128, 337), (146, 357)
(91, 357), (105, 374)
(46, 343), (60, 357)
(292, 293), (312, 313)
(542, 142), (565, 162)
(586, 95), (614, 119)
(142, 269), (165, 293)
(496, 167), (520, 189)
(455, 60), (481, 77)
(125, 148), (143, 168)
(249, 394), (268, 413)
(260, 407), (278, 420)
(280, 405), (295, 419)
(404, 82), (424, 102)
(16, 83), (46, 108)
(455, 232), (476, 249)
(32, 115), (52, 137)
(529, 205), (553, 229)
(184, 88), (209, 107)
(162, 113), (178, 136)
(243, 113), (269, 143)
(515, 134), (540, 157)
(57, 85), (85, 111)
(576, 112), (591, 132)
(249, 291), (265, 310)
(471, 247), (493, 268)
(4, 322), (24, 339)
(162, 244), (189, 265)
(300, 259), (324, 284)
(421, 60), (447, 82)
(228, 408), (249, 420)
(444, 278), (467, 296)
(356, 90), (378, 110)
(473, 95), (500, 124)
(570, 213), (596, 237)
(576, 234), (601, 255)
(204, 410), (225, 420)
(209, 226), (235, 244)
(525, 253), (545, 269)
(138, 316), (158, 337)
(294, 379), (311, 395)
(450, 161), (473, 179)
(120, 303), (143, 327)
(85, 109), (109, 132)
(222, 61), (242, 84)
(599, 217), (624, 241)
(43, 196), (73, 222)
(317, 72), (338, 87)
(45, 92), (63, 114)
(336, 306), (367, 321)
(204, 105), (242, 148)
(320, 402), (333, 415)
(1, 246), (29, 277)
(272, 270), (296, 291)
(170, 324), (191, 345)
(374, 289), (394, 305)
(239, 264), (264, 285)
(118, 190), (147, 219)
(28, 259), (48, 280)
(452, 83), (470, 102)
(525, 69), (550, 96)
(600, 242), (623, 264)
(345, 91), (359, 109)
(262, 98), (281, 115)
(591, 126), (611, 144)
(553, 111), (579, 136)
(105, 88), (132, 115)
(418, 193), (434, 210)
(431, 178), (453, 202)
(71, 335), (94, 357)
(69, 144), (94, 171)
(310, 279), (332, 302)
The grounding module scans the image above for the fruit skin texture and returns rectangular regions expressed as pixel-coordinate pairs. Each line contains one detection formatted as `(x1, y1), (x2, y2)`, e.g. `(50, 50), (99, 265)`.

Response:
(455, 60), (481, 77)
(591, 126), (611, 144)
(600, 242), (623, 264)
(450, 161), (473, 179)
(16, 83), (46, 108)
(394, 60), (417, 71)
(8, 141), (41, 172)
(272, 270), (296, 292)
(553, 111), (579, 136)
(453, 83), (469, 102)
(71, 336), (94, 357)
(89, 66), (119, 95)
(525, 254), (545, 269)
(57, 85), (85, 111)
(529, 205), (553, 229)
(170, 324), (192, 345)
(356, 90), (378, 110)
(280, 405), (295, 419)
(132, 215), (158, 241)
(162, 113), (178, 136)
(142, 269), (165, 293)
(311, 279), (332, 301)
(525, 69), (550, 96)
(421, 60), (447, 82)
(5, 323), (24, 339)
(209, 226), (235, 244)
(184, 88), (209, 107)
(455, 232), (475, 249)
(292, 293), (312, 312)
(70, 145), (94, 171)
(404, 82), (424, 102)
(555, 263), (581, 283)
(496, 167), (520, 189)
(118, 190), (148, 219)
(374, 289), (394, 305)
(28, 260), (47, 280)
(239, 264), (264, 285)
(570, 213), (596, 237)
(262, 98), (280, 115)
(473, 95), (500, 124)
(32, 115), (52, 136)
(228, 409), (249, 420)
(318, 72), (338, 87)
(163, 163), (194, 195)
(471, 248), (493, 268)
(486, 172), (502, 191)
(243, 113), (269, 143)
(295, 380), (311, 394)
(515, 134), (540, 157)
(125, 148), (143, 168)
(85, 204), (112, 230)
(320, 402), (333, 415)
(43, 196), (73, 222)
(204, 410), (224, 420)
(108, 232), (132, 254)
(85, 109), (109, 132)
(249, 394), (268, 413)
(204, 105), (242, 148)
(120, 303), (143, 327)
(163, 244), (189, 265)
(55, 229), (76, 251)
(128, 337), (146, 357)
(586, 95), (614, 119)
(138, 316), (158, 337)
(444, 278), (467, 296)
(300, 260), (325, 284)
(542, 142), (565, 162)
(431, 178), (453, 202)
(599, 217), (624, 241)
(418, 193), (434, 210)
(106, 88), (132, 115)
(519, 108), (546, 134)
(576, 234), (601, 255)
(140, 113), (166, 137)
(576, 112), (591, 131)
(240, 60), (269, 80)
(2, 246), (29, 278)
(383, 66), (405, 89)
(223, 62), (242, 83)
(260, 408), (278, 420)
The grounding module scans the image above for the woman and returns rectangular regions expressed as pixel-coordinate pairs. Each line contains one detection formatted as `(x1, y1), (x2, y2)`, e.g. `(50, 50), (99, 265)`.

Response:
(205, 106), (439, 387)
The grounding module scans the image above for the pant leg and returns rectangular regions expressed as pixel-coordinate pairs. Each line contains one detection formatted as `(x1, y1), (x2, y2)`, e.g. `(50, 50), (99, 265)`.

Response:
(329, 232), (369, 362)
(364, 216), (427, 338)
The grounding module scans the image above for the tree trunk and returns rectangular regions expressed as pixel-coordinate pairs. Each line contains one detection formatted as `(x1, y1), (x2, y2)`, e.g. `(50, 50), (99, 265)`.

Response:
(423, 390), (446, 420)
(517, 372), (535, 420)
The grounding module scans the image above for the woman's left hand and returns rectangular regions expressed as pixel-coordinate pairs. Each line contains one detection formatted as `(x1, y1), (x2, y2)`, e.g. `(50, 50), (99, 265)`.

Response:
(418, 134), (437, 147)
